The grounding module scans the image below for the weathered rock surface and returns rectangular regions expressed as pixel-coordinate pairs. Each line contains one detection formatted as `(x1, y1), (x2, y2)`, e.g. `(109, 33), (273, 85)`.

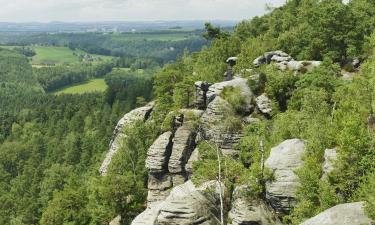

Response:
(132, 181), (222, 225)
(322, 148), (337, 179)
(256, 93), (273, 115)
(146, 131), (173, 173)
(206, 76), (254, 113)
(253, 50), (321, 73)
(109, 215), (121, 225)
(265, 139), (306, 214)
(99, 102), (154, 175)
(228, 185), (282, 225)
(201, 96), (243, 156)
(300, 202), (373, 225)
(185, 147), (200, 176)
(195, 81), (211, 109)
(168, 126), (197, 174)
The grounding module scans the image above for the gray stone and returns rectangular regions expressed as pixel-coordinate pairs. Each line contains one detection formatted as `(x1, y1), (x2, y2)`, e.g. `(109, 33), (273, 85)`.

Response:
(132, 181), (222, 225)
(168, 126), (196, 174)
(265, 139), (306, 214)
(271, 55), (293, 63)
(322, 148), (337, 179)
(206, 76), (254, 114)
(148, 174), (172, 191)
(300, 202), (373, 225)
(256, 94), (272, 115)
(99, 102), (154, 175)
(185, 147), (200, 176)
(253, 55), (266, 67)
(146, 131), (173, 173)
(200, 96), (243, 156)
(194, 81), (211, 109)
(109, 215), (121, 225)
(228, 185), (282, 225)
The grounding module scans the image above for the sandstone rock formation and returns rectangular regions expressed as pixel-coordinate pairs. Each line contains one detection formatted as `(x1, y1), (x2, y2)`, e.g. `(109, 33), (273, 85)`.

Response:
(256, 93), (273, 115)
(228, 185), (282, 225)
(300, 202), (373, 225)
(99, 102), (154, 175)
(265, 139), (306, 214)
(132, 181), (222, 225)
(253, 50), (321, 73)
(146, 131), (173, 173)
(195, 81), (211, 109)
(206, 76), (253, 113)
(200, 96), (244, 156)
(145, 109), (203, 205)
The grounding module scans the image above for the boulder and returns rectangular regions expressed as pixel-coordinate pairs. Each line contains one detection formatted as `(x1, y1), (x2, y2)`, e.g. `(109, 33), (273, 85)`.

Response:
(287, 60), (321, 72)
(256, 94), (272, 115)
(265, 139), (306, 214)
(99, 102), (154, 175)
(253, 55), (266, 67)
(300, 202), (373, 225)
(146, 131), (173, 173)
(322, 148), (337, 179)
(132, 181), (222, 225)
(228, 185), (282, 225)
(206, 76), (254, 113)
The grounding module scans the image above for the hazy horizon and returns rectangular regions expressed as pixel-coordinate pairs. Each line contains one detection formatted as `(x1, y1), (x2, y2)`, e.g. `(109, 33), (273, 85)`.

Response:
(0, 0), (286, 23)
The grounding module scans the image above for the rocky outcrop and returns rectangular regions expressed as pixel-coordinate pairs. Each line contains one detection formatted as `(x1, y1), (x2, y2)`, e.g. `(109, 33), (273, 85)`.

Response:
(145, 109), (203, 205)
(256, 93), (273, 115)
(253, 50), (321, 73)
(206, 76), (253, 113)
(277, 60), (321, 72)
(228, 185), (282, 225)
(265, 139), (306, 215)
(146, 131), (173, 173)
(200, 96), (244, 156)
(300, 202), (373, 225)
(168, 126), (197, 174)
(99, 102), (154, 175)
(224, 57), (238, 81)
(132, 181), (222, 225)
(322, 148), (337, 179)
(195, 81), (211, 109)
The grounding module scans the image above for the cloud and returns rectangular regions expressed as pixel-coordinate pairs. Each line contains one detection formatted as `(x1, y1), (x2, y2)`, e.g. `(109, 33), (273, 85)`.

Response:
(0, 0), (286, 22)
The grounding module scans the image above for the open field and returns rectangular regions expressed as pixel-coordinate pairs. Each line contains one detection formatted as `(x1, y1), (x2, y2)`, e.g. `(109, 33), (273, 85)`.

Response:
(0, 45), (114, 65)
(110, 32), (199, 42)
(32, 46), (114, 65)
(54, 79), (108, 95)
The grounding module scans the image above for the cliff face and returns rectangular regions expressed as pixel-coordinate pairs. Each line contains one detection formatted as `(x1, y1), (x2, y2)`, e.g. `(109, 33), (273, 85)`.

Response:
(101, 52), (373, 225)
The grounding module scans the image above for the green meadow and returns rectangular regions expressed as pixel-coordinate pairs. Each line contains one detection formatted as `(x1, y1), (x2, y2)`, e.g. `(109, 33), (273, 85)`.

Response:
(54, 79), (108, 95)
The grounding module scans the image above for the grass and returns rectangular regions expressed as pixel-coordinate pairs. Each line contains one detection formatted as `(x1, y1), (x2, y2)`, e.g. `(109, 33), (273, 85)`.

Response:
(32, 46), (80, 65)
(54, 79), (108, 95)
(0, 45), (114, 66)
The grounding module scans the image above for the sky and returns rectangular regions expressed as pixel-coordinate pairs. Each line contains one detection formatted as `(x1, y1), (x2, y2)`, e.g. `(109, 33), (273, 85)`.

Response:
(0, 0), (286, 23)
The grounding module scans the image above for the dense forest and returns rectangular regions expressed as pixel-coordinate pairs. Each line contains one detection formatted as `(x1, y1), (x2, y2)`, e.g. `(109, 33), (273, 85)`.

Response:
(0, 31), (207, 63)
(0, 0), (375, 224)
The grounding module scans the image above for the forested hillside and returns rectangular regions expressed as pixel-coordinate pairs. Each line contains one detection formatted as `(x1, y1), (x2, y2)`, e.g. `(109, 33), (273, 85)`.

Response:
(1, 0), (375, 225)
(111, 0), (374, 224)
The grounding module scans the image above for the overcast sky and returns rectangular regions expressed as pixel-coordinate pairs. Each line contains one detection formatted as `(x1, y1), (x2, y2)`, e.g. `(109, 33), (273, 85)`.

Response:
(0, 0), (286, 22)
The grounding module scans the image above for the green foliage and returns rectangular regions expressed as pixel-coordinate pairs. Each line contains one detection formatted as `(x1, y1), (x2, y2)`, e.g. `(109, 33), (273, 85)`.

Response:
(261, 65), (298, 111)
(220, 87), (248, 115)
